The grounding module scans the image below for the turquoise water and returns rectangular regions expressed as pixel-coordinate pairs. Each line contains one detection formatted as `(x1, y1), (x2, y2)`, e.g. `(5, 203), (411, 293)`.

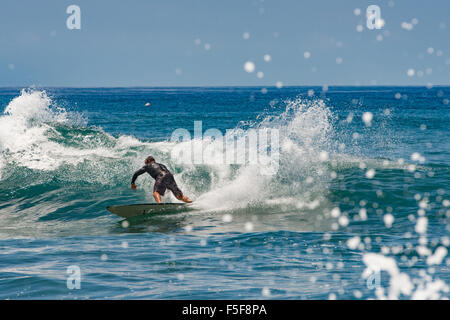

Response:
(0, 87), (448, 299)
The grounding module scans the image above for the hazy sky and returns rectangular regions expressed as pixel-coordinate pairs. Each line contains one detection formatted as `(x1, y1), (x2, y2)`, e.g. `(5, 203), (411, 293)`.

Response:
(1, 0), (449, 86)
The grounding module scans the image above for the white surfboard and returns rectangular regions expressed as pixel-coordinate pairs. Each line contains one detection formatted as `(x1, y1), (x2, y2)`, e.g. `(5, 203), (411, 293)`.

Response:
(106, 203), (190, 218)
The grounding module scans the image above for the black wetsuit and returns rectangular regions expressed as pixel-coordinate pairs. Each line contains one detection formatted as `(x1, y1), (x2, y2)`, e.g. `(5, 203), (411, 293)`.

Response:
(131, 162), (183, 198)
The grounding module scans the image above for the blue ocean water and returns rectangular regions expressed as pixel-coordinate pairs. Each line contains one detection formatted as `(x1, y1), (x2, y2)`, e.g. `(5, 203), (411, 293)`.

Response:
(0, 86), (448, 299)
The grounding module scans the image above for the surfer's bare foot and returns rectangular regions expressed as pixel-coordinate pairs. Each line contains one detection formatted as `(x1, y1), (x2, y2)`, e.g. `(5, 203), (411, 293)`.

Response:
(153, 191), (162, 203)
(177, 195), (192, 203)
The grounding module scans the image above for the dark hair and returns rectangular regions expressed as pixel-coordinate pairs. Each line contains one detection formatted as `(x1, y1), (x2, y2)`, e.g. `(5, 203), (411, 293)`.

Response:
(145, 156), (155, 163)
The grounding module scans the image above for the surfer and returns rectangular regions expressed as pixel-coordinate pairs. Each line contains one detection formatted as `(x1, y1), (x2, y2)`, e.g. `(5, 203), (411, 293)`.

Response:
(131, 156), (192, 204)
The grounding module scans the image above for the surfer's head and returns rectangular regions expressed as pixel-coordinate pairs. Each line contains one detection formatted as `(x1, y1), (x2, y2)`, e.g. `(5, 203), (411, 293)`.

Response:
(145, 156), (155, 164)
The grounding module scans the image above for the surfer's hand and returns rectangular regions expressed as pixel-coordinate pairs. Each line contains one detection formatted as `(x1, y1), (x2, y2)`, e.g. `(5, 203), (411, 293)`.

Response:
(131, 183), (137, 190)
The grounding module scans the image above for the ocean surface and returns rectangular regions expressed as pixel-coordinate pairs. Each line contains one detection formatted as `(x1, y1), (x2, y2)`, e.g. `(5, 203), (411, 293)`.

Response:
(0, 86), (448, 299)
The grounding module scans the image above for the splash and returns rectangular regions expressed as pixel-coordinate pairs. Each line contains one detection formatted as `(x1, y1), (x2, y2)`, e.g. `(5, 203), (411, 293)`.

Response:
(0, 90), (337, 219)
(169, 98), (336, 212)
(0, 89), (89, 171)
(362, 251), (449, 299)
(0, 90), (148, 182)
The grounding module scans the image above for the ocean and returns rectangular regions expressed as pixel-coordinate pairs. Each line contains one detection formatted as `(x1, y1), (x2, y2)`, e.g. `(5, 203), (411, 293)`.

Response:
(0, 86), (448, 299)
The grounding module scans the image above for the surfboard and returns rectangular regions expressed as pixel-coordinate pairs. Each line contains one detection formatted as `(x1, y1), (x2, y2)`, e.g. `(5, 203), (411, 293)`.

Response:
(106, 203), (189, 218)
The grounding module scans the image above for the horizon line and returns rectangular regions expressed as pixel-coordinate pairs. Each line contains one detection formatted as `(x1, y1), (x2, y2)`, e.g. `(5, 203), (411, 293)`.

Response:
(1, 84), (450, 89)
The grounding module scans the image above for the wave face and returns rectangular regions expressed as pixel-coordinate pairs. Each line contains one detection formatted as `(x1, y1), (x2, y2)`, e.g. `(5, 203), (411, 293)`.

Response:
(0, 87), (448, 299)
(0, 89), (343, 237)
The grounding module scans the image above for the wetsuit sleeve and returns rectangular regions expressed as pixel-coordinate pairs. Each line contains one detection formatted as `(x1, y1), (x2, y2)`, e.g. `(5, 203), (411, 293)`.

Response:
(131, 167), (146, 184)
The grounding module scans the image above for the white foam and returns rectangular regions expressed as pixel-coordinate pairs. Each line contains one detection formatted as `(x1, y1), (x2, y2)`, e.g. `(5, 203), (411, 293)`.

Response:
(0, 90), (154, 176)
(186, 98), (335, 211)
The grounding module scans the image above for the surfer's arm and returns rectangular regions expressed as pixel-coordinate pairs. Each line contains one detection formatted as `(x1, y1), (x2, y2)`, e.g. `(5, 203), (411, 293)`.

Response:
(131, 167), (146, 186)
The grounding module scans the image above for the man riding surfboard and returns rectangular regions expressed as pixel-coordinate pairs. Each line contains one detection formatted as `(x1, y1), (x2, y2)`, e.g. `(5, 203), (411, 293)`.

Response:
(131, 156), (192, 204)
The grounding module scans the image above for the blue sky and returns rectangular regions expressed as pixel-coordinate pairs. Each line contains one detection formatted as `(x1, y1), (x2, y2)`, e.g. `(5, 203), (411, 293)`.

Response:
(1, 0), (449, 86)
